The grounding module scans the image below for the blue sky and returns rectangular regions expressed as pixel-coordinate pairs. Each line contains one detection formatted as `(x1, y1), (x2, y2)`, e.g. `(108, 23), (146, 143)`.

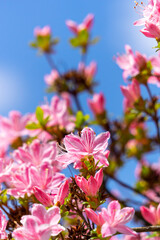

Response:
(0, 0), (158, 205)
(0, 0), (156, 115)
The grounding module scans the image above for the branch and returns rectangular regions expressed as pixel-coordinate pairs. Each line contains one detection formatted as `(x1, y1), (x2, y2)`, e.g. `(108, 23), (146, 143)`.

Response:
(132, 225), (160, 233)
(73, 94), (83, 112)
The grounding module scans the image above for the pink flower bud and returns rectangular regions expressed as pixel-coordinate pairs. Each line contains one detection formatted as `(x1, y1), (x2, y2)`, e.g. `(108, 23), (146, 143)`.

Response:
(88, 93), (105, 115)
(55, 180), (69, 205)
(33, 187), (53, 207)
(140, 204), (160, 225)
(34, 26), (51, 37)
(66, 14), (94, 35)
(75, 169), (103, 197)
(44, 70), (59, 86)
(120, 79), (140, 111)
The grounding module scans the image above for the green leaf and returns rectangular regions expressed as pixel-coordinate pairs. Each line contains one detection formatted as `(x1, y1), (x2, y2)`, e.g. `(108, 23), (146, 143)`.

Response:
(36, 106), (44, 124)
(146, 60), (152, 71)
(26, 122), (41, 130)
(75, 111), (89, 129)
(43, 116), (50, 125)
(78, 29), (89, 45)
(70, 37), (80, 47)
(155, 102), (160, 110)
(146, 232), (158, 238)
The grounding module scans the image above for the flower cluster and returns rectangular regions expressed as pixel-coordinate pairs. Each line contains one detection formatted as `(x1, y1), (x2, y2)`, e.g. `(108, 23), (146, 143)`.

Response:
(0, 7), (159, 240)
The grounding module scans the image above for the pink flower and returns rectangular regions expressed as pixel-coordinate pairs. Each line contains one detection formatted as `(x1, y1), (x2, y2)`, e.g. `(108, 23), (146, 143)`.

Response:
(85, 201), (137, 237)
(54, 180), (69, 205)
(141, 203), (160, 225)
(0, 210), (8, 239)
(28, 96), (75, 139)
(78, 61), (97, 80)
(0, 111), (30, 145)
(34, 26), (51, 37)
(7, 162), (65, 198)
(75, 169), (103, 197)
(134, 0), (160, 39)
(0, 157), (14, 184)
(120, 79), (141, 111)
(33, 180), (69, 207)
(44, 70), (59, 86)
(66, 14), (94, 35)
(148, 53), (160, 87)
(88, 93), (105, 115)
(13, 139), (60, 170)
(58, 127), (110, 169)
(13, 204), (64, 240)
(33, 186), (53, 207)
(116, 45), (147, 81)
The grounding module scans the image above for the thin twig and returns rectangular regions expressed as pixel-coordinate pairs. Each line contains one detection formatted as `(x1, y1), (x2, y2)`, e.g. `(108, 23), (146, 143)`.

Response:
(132, 225), (160, 233)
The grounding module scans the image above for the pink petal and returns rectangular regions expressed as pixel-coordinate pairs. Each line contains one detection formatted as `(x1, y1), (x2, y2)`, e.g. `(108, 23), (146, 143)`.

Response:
(101, 222), (116, 237)
(140, 28), (155, 38)
(65, 20), (78, 34)
(95, 168), (103, 189)
(83, 14), (94, 30)
(46, 206), (61, 224)
(85, 208), (100, 225)
(108, 201), (121, 221)
(157, 204), (160, 223)
(51, 224), (65, 236)
(115, 207), (135, 224)
(115, 225), (137, 236)
(81, 127), (95, 153)
(31, 204), (46, 224)
(88, 176), (98, 196)
(93, 132), (110, 153)
(134, 18), (145, 26)
(94, 153), (109, 167)
(140, 206), (157, 225)
(64, 134), (86, 154)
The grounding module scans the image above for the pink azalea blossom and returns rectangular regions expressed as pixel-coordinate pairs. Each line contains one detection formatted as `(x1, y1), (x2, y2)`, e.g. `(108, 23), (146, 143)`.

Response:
(44, 70), (59, 86)
(13, 204), (64, 240)
(0, 111), (30, 145)
(33, 186), (53, 207)
(134, 0), (160, 39)
(78, 61), (97, 80)
(34, 26), (51, 37)
(141, 203), (160, 225)
(0, 157), (14, 184)
(85, 200), (137, 237)
(88, 93), (105, 115)
(0, 210), (8, 239)
(54, 179), (69, 205)
(7, 162), (65, 198)
(66, 14), (94, 35)
(28, 96), (75, 139)
(58, 127), (110, 169)
(120, 79), (141, 111)
(75, 169), (103, 197)
(13, 139), (61, 171)
(149, 53), (160, 87)
(33, 180), (69, 207)
(116, 45), (147, 81)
